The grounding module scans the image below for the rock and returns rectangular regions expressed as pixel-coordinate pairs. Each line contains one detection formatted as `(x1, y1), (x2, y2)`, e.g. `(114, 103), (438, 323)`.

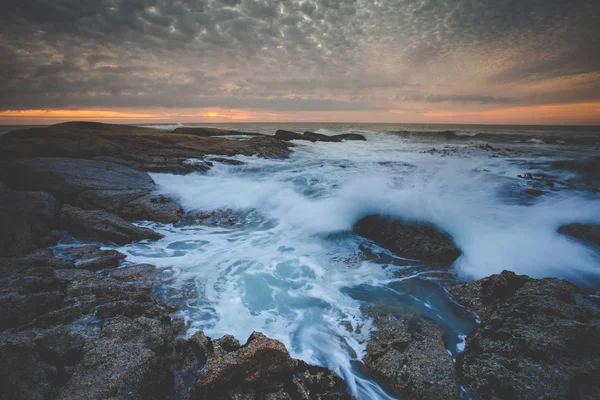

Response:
(331, 133), (367, 141)
(173, 127), (264, 137)
(364, 311), (461, 400)
(108, 264), (157, 292)
(194, 331), (354, 400)
(207, 157), (246, 166)
(181, 209), (237, 227)
(524, 188), (544, 197)
(0, 185), (61, 256)
(58, 244), (127, 271)
(353, 215), (461, 263)
(0, 326), (85, 400)
(57, 316), (179, 400)
(275, 129), (305, 141)
(0, 256), (65, 329)
(558, 223), (600, 247)
(59, 205), (163, 245)
(0, 157), (154, 198)
(450, 271), (600, 400)
(77, 190), (183, 224)
(303, 131), (342, 142)
(0, 157), (184, 224)
(0, 122), (294, 168)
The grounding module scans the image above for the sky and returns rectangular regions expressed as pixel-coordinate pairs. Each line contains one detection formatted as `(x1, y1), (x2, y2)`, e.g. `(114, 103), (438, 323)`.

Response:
(1, 0), (599, 125)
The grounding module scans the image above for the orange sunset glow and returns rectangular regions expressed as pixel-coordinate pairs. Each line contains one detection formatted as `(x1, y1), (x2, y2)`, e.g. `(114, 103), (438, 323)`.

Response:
(2, 102), (599, 125)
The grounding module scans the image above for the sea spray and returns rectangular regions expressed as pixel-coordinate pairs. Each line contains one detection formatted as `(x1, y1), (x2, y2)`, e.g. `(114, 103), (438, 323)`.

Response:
(117, 129), (599, 399)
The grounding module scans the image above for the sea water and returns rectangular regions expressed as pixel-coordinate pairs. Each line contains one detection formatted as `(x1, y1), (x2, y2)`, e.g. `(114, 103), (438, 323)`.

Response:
(115, 124), (600, 399)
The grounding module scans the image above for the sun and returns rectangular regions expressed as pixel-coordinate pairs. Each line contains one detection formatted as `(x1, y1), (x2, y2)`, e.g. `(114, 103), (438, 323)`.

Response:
(207, 112), (218, 117)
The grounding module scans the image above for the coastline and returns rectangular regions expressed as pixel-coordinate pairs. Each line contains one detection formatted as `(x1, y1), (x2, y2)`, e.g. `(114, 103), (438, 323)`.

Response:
(1, 121), (599, 399)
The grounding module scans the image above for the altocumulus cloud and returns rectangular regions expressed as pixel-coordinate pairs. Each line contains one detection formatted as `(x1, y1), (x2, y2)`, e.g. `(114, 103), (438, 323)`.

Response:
(0, 0), (599, 113)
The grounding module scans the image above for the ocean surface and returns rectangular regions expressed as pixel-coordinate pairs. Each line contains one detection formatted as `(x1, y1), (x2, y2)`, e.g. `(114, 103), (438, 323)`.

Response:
(9, 122), (600, 399)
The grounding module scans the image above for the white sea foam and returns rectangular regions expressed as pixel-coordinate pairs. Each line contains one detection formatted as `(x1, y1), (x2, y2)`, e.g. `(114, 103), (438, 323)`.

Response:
(117, 131), (600, 399)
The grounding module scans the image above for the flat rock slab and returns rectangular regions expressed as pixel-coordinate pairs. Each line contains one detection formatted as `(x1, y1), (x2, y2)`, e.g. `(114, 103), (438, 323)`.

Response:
(451, 270), (600, 400)
(353, 215), (462, 263)
(0, 157), (154, 198)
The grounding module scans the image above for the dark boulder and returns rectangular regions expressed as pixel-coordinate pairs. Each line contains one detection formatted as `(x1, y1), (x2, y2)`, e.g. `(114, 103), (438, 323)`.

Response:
(364, 310), (461, 400)
(331, 133), (367, 141)
(451, 271), (600, 400)
(353, 215), (461, 263)
(303, 131), (342, 142)
(558, 223), (600, 247)
(59, 205), (163, 245)
(275, 129), (305, 141)
(0, 184), (61, 256)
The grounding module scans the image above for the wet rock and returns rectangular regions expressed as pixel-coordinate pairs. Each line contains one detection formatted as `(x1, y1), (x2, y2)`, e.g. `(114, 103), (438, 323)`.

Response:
(275, 129), (305, 141)
(77, 190), (183, 224)
(353, 215), (461, 263)
(303, 131), (342, 142)
(0, 185), (60, 256)
(59, 204), (163, 245)
(451, 270), (600, 400)
(558, 223), (600, 247)
(194, 331), (354, 400)
(331, 133), (367, 141)
(207, 157), (246, 166)
(108, 264), (157, 291)
(364, 311), (461, 400)
(58, 244), (126, 271)
(181, 209), (237, 227)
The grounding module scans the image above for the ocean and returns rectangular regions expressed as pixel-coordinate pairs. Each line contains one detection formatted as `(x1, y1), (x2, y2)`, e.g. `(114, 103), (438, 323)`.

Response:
(7, 122), (600, 398)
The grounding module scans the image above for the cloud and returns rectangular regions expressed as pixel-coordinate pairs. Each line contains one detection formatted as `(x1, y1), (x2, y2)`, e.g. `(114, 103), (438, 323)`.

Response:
(0, 0), (598, 114)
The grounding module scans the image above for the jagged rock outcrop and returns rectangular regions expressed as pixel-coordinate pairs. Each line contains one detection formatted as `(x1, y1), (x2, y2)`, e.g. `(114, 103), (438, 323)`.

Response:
(451, 271), (600, 400)
(364, 310), (461, 400)
(353, 215), (461, 263)
(194, 331), (354, 400)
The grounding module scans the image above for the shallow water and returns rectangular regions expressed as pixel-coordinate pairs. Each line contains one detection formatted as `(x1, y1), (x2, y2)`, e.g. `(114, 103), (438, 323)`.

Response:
(115, 126), (600, 399)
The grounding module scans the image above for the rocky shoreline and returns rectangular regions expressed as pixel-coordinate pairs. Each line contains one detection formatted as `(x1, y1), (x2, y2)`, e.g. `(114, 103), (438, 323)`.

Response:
(1, 122), (599, 399)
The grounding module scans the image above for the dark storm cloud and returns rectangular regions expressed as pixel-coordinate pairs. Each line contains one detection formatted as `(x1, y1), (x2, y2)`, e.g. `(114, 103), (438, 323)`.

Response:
(0, 0), (598, 112)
